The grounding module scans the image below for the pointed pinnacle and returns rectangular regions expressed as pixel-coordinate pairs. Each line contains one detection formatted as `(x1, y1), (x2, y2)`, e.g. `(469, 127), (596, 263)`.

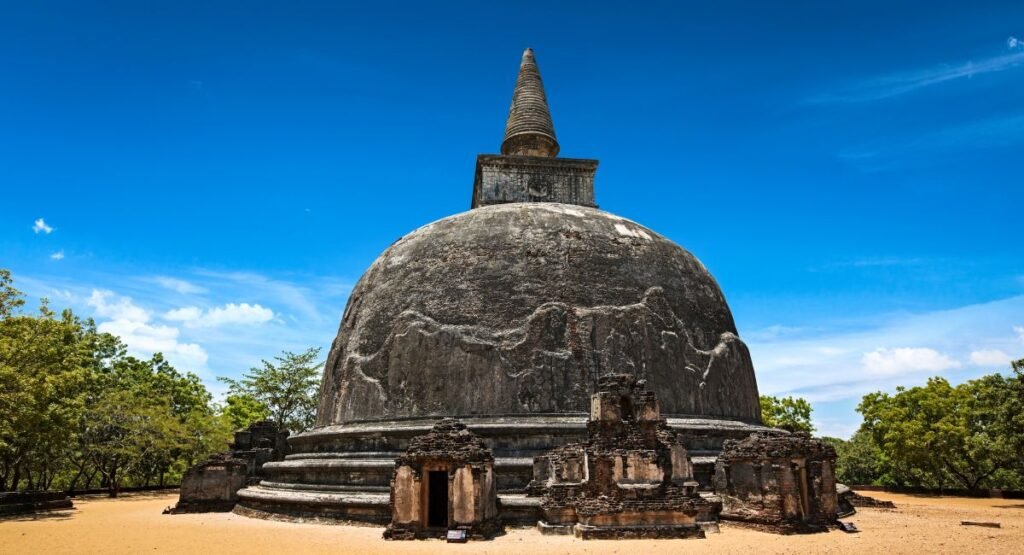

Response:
(501, 48), (559, 157)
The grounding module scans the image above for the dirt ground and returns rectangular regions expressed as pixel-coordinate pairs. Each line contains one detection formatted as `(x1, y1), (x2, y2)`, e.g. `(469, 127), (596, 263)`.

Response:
(1, 491), (1021, 554)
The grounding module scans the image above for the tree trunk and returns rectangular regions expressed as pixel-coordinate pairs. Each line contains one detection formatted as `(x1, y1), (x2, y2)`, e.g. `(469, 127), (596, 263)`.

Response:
(109, 465), (119, 498)
(67, 467), (85, 495)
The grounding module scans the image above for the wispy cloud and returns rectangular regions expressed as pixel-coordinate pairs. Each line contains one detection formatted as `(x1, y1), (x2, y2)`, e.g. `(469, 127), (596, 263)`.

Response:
(192, 269), (350, 323)
(164, 303), (274, 328)
(745, 324), (808, 342)
(818, 256), (927, 270)
(1010, 37), (1023, 50)
(811, 46), (1024, 103)
(32, 218), (53, 234)
(49, 250), (64, 260)
(150, 276), (208, 295)
(839, 113), (1024, 171)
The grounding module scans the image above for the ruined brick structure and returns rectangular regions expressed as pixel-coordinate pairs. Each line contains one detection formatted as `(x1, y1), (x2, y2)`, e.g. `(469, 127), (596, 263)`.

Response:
(235, 47), (771, 523)
(528, 375), (718, 539)
(384, 419), (500, 540)
(169, 420), (288, 513)
(713, 432), (839, 533)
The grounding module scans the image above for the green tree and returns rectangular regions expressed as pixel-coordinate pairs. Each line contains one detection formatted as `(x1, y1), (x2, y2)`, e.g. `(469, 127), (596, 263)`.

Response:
(0, 269), (229, 494)
(220, 348), (323, 433)
(0, 291), (111, 490)
(821, 429), (884, 485)
(858, 375), (1019, 490)
(85, 353), (229, 493)
(759, 395), (815, 433)
(221, 394), (271, 431)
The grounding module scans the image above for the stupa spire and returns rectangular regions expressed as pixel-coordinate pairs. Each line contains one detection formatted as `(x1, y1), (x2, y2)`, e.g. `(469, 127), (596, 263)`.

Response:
(501, 48), (560, 157)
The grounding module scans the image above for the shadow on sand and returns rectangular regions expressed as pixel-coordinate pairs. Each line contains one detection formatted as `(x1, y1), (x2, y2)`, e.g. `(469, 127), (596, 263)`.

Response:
(0, 508), (77, 522)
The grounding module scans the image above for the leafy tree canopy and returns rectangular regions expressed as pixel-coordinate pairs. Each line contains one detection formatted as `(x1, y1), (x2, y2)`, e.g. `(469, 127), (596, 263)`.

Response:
(759, 395), (815, 433)
(220, 348), (322, 433)
(0, 269), (230, 494)
(858, 366), (1023, 490)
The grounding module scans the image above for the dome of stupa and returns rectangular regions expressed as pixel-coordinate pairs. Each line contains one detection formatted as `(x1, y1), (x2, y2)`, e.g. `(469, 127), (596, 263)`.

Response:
(316, 202), (761, 425)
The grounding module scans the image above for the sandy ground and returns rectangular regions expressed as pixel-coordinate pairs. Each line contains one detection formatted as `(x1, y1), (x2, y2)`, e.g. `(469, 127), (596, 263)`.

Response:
(2, 491), (1022, 554)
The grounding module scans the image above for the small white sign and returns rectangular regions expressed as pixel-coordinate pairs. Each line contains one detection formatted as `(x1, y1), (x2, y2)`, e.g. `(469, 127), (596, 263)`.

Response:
(446, 529), (468, 542)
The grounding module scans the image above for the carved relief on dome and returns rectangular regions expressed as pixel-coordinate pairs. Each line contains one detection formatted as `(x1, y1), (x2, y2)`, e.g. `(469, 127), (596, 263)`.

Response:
(319, 287), (760, 425)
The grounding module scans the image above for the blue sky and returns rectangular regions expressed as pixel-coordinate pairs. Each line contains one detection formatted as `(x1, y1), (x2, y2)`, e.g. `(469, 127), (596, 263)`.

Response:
(2, 1), (1022, 437)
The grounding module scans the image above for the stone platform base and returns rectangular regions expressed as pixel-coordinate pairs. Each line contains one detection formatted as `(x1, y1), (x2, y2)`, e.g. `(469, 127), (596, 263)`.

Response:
(236, 486), (543, 525)
(235, 414), (771, 524)
(236, 486), (391, 523)
(537, 520), (575, 535)
(574, 523), (706, 540)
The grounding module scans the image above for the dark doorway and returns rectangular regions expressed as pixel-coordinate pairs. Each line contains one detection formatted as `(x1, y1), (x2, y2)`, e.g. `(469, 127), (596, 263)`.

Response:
(620, 396), (634, 421)
(427, 470), (449, 528)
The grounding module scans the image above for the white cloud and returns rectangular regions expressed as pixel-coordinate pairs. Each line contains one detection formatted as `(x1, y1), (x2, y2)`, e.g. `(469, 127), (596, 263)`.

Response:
(969, 349), (1011, 367)
(152, 276), (207, 295)
(98, 318), (208, 369)
(1010, 37), (1022, 50)
(49, 250), (64, 260)
(33, 218), (53, 234)
(88, 290), (151, 322)
(193, 270), (331, 322)
(862, 347), (961, 376)
(164, 302), (274, 328)
(86, 289), (207, 370)
(750, 294), (1024, 408)
(165, 306), (202, 322)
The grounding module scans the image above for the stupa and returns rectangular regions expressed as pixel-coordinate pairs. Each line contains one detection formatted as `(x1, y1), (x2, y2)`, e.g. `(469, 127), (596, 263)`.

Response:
(236, 48), (771, 522)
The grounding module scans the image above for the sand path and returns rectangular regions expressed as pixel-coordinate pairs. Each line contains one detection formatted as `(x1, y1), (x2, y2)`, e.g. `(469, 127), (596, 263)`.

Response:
(2, 491), (1021, 554)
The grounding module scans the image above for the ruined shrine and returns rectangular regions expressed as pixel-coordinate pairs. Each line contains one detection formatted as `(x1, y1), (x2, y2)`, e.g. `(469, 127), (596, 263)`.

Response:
(714, 432), (839, 533)
(169, 420), (288, 513)
(528, 375), (718, 539)
(384, 419), (500, 540)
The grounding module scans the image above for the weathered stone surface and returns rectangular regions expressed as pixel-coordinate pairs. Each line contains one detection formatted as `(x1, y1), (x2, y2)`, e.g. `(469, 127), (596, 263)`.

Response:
(169, 420), (289, 514)
(529, 375), (718, 539)
(317, 203), (761, 426)
(384, 419), (501, 540)
(501, 48), (558, 158)
(171, 454), (249, 513)
(472, 154), (597, 209)
(714, 432), (839, 533)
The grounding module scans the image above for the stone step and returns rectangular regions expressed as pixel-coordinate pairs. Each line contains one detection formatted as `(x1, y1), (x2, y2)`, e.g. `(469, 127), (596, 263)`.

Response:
(235, 484), (544, 524)
(259, 481), (390, 493)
